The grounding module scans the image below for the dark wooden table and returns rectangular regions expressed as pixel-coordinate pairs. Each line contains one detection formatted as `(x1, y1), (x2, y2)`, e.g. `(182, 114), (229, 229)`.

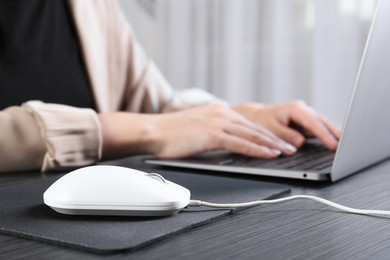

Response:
(2, 156), (390, 260)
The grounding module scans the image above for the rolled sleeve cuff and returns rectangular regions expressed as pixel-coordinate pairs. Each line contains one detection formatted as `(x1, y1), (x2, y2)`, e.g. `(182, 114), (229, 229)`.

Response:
(23, 101), (102, 172)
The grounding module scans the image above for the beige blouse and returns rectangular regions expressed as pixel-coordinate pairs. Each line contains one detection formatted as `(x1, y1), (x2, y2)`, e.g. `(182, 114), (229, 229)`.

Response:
(0, 0), (217, 172)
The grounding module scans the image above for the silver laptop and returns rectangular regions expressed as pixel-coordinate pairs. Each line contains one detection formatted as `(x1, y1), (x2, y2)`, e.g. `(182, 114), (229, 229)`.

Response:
(145, 0), (390, 182)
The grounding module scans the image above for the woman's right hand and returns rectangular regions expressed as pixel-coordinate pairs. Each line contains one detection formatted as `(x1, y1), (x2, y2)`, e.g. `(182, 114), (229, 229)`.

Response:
(98, 103), (297, 160)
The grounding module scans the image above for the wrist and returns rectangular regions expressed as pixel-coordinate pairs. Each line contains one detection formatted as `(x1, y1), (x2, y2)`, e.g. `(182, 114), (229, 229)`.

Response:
(98, 113), (160, 160)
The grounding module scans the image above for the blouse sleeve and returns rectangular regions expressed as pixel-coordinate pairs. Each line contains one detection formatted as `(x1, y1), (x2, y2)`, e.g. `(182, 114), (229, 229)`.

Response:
(0, 101), (102, 172)
(0, 105), (46, 172)
(23, 101), (102, 172)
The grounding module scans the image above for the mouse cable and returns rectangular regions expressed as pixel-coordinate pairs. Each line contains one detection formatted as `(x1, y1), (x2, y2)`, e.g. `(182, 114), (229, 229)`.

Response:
(188, 195), (390, 217)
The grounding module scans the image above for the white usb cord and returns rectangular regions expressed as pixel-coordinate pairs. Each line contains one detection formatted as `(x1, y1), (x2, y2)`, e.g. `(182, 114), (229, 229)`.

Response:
(189, 195), (390, 216)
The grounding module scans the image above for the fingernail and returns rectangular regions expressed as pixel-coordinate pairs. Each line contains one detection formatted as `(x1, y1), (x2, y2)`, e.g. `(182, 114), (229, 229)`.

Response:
(284, 142), (297, 153)
(270, 149), (282, 156)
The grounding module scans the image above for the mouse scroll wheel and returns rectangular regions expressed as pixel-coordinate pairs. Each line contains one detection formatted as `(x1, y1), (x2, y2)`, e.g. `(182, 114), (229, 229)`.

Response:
(145, 173), (168, 184)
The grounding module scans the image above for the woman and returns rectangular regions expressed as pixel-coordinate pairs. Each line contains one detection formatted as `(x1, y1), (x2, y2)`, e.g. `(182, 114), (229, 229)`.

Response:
(0, 0), (340, 172)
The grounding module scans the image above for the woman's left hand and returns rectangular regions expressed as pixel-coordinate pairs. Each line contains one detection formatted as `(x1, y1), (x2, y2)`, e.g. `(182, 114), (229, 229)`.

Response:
(233, 100), (341, 151)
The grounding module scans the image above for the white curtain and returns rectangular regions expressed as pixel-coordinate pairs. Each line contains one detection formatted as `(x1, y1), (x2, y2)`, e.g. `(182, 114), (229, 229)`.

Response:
(120, 0), (377, 126)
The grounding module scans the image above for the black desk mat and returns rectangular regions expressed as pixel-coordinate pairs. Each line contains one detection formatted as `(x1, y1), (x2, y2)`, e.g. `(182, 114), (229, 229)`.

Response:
(0, 171), (289, 253)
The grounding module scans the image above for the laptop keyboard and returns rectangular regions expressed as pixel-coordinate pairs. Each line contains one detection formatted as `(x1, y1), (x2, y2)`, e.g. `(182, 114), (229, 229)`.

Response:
(219, 141), (335, 172)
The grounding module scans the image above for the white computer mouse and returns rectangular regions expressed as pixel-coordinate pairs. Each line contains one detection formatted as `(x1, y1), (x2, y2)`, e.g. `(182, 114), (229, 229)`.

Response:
(43, 165), (191, 217)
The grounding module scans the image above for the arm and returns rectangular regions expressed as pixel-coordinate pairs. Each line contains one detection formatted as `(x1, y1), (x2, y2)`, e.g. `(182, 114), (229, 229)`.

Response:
(98, 103), (299, 161)
(0, 100), (339, 173)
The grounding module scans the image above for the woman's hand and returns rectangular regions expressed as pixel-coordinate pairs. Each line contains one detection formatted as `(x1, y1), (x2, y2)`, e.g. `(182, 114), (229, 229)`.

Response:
(98, 103), (298, 160)
(233, 101), (341, 151)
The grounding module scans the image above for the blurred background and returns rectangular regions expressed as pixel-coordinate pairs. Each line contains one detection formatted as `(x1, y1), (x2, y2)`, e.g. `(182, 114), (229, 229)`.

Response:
(119, 0), (378, 126)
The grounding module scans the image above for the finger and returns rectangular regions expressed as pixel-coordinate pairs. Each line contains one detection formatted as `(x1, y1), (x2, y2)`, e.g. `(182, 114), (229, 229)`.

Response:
(224, 122), (297, 155)
(229, 111), (284, 145)
(271, 123), (306, 148)
(290, 109), (338, 150)
(319, 116), (341, 140)
(220, 133), (282, 158)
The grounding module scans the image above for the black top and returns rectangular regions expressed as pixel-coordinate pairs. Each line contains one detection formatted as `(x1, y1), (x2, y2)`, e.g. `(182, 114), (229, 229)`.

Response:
(0, 0), (95, 110)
